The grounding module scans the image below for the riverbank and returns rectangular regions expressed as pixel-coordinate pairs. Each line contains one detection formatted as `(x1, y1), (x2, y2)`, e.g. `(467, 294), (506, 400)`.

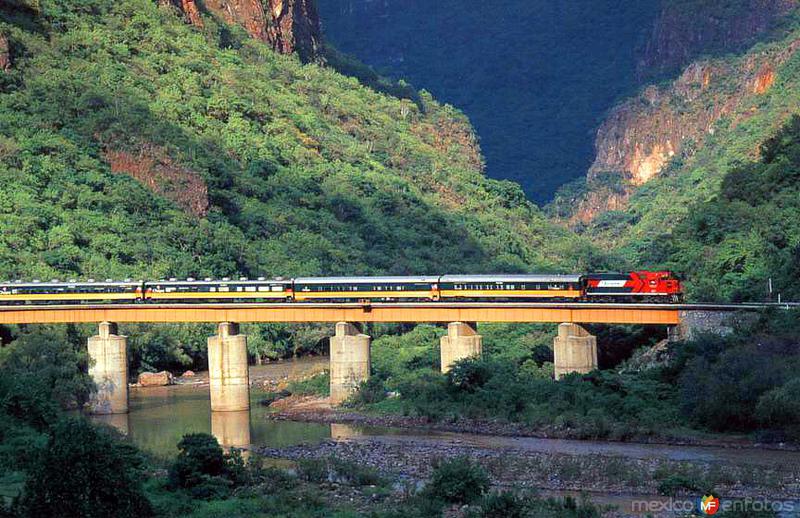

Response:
(257, 432), (800, 503)
(265, 394), (797, 451)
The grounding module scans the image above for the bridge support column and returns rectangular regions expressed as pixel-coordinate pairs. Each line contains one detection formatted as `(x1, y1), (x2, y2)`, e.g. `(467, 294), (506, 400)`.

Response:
(553, 323), (597, 379)
(208, 322), (250, 412)
(88, 322), (129, 415)
(329, 322), (371, 405)
(440, 322), (482, 373)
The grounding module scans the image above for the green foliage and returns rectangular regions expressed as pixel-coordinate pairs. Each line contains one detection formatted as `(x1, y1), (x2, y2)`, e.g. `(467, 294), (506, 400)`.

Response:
(0, 326), (93, 409)
(471, 491), (528, 518)
(347, 376), (387, 406)
(0, 0), (600, 287)
(663, 115), (800, 302)
(287, 371), (330, 397)
(167, 433), (250, 500)
(423, 456), (490, 504)
(468, 492), (602, 518)
(447, 357), (494, 392)
(17, 417), (153, 517)
(296, 457), (384, 487)
(361, 324), (679, 438)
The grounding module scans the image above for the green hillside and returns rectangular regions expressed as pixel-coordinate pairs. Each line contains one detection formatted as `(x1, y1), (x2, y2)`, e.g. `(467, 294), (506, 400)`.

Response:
(0, 0), (603, 283)
(660, 115), (800, 302)
(562, 12), (800, 300)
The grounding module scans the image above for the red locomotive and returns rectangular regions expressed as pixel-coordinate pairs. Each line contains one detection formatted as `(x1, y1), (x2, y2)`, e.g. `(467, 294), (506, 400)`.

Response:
(583, 271), (683, 303)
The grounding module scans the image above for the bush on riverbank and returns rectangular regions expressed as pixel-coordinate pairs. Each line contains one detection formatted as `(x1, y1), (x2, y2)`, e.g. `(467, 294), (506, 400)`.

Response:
(167, 433), (252, 500)
(424, 456), (490, 504)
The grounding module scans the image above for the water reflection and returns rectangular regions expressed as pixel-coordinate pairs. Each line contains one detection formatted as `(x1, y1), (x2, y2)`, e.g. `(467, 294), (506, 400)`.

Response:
(93, 412), (130, 436)
(93, 384), (331, 458)
(211, 410), (251, 452)
(330, 423), (362, 440)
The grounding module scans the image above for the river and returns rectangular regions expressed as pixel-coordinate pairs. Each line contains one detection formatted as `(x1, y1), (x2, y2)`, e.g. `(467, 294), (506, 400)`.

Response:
(91, 357), (800, 517)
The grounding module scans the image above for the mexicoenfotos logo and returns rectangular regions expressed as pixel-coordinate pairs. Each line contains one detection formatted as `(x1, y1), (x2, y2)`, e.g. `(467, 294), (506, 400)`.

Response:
(698, 494), (720, 515)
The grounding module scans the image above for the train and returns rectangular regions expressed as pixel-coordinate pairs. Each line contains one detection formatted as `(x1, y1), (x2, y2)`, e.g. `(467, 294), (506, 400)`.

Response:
(0, 271), (683, 304)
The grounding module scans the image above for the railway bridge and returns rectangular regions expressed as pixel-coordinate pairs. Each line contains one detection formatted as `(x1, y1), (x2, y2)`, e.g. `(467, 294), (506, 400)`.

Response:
(0, 302), (772, 413)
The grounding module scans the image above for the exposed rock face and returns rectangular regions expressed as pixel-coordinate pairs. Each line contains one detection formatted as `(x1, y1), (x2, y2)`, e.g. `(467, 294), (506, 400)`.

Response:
(753, 63), (776, 94)
(159, 0), (204, 26)
(103, 144), (209, 217)
(194, 0), (322, 61)
(165, 0), (204, 27)
(203, 0), (269, 40)
(266, 0), (322, 61)
(639, 0), (797, 79)
(0, 34), (10, 72)
(571, 37), (800, 225)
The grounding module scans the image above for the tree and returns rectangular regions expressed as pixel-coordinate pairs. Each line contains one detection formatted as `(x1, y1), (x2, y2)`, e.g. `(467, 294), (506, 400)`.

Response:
(18, 417), (153, 518)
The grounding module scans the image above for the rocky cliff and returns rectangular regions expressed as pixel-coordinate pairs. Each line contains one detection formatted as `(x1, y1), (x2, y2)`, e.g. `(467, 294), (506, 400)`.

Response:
(0, 33), (10, 72)
(161, 0), (322, 61)
(638, 0), (797, 79)
(563, 1), (800, 227)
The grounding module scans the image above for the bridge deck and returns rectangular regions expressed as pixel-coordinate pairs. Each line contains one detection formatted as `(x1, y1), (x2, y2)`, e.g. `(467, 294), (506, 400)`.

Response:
(0, 302), (726, 324)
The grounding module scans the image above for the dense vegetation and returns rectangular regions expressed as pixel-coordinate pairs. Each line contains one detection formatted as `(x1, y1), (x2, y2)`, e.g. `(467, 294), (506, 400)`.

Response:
(0, 0), (612, 374)
(658, 115), (800, 302)
(0, 0), (599, 282)
(318, 0), (660, 201)
(299, 310), (800, 442)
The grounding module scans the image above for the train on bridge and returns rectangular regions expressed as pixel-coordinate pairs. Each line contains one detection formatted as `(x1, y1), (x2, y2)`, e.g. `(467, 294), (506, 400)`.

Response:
(0, 271), (683, 305)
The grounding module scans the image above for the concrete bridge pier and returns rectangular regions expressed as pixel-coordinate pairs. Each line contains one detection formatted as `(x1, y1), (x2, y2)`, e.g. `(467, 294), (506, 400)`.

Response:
(553, 323), (598, 379)
(88, 322), (129, 415)
(440, 322), (483, 373)
(329, 322), (371, 405)
(208, 322), (250, 412)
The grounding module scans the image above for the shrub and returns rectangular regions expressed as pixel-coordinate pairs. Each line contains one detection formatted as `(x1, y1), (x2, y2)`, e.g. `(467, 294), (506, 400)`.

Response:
(348, 376), (387, 406)
(17, 417), (153, 517)
(424, 456), (490, 504)
(297, 457), (384, 487)
(167, 433), (249, 500)
(657, 474), (702, 496)
(756, 377), (800, 428)
(287, 372), (330, 397)
(447, 358), (493, 392)
(473, 491), (527, 518)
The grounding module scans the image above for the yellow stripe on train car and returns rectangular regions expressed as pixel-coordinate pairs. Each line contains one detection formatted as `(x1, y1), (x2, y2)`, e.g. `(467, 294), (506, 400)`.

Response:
(439, 290), (582, 298)
(294, 291), (435, 300)
(147, 291), (289, 299)
(0, 293), (138, 301)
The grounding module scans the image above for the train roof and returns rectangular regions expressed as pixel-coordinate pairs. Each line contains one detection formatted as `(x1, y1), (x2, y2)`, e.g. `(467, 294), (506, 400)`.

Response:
(295, 276), (440, 284)
(439, 274), (583, 283)
(149, 279), (291, 285)
(0, 280), (142, 287)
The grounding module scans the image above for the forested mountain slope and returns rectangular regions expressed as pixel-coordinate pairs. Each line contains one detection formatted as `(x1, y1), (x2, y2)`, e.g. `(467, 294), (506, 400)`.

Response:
(551, 1), (800, 300)
(0, 0), (602, 282)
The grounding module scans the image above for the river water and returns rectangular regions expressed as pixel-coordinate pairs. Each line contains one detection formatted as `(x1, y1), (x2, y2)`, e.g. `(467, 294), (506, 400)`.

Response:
(91, 357), (800, 516)
(92, 357), (333, 458)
